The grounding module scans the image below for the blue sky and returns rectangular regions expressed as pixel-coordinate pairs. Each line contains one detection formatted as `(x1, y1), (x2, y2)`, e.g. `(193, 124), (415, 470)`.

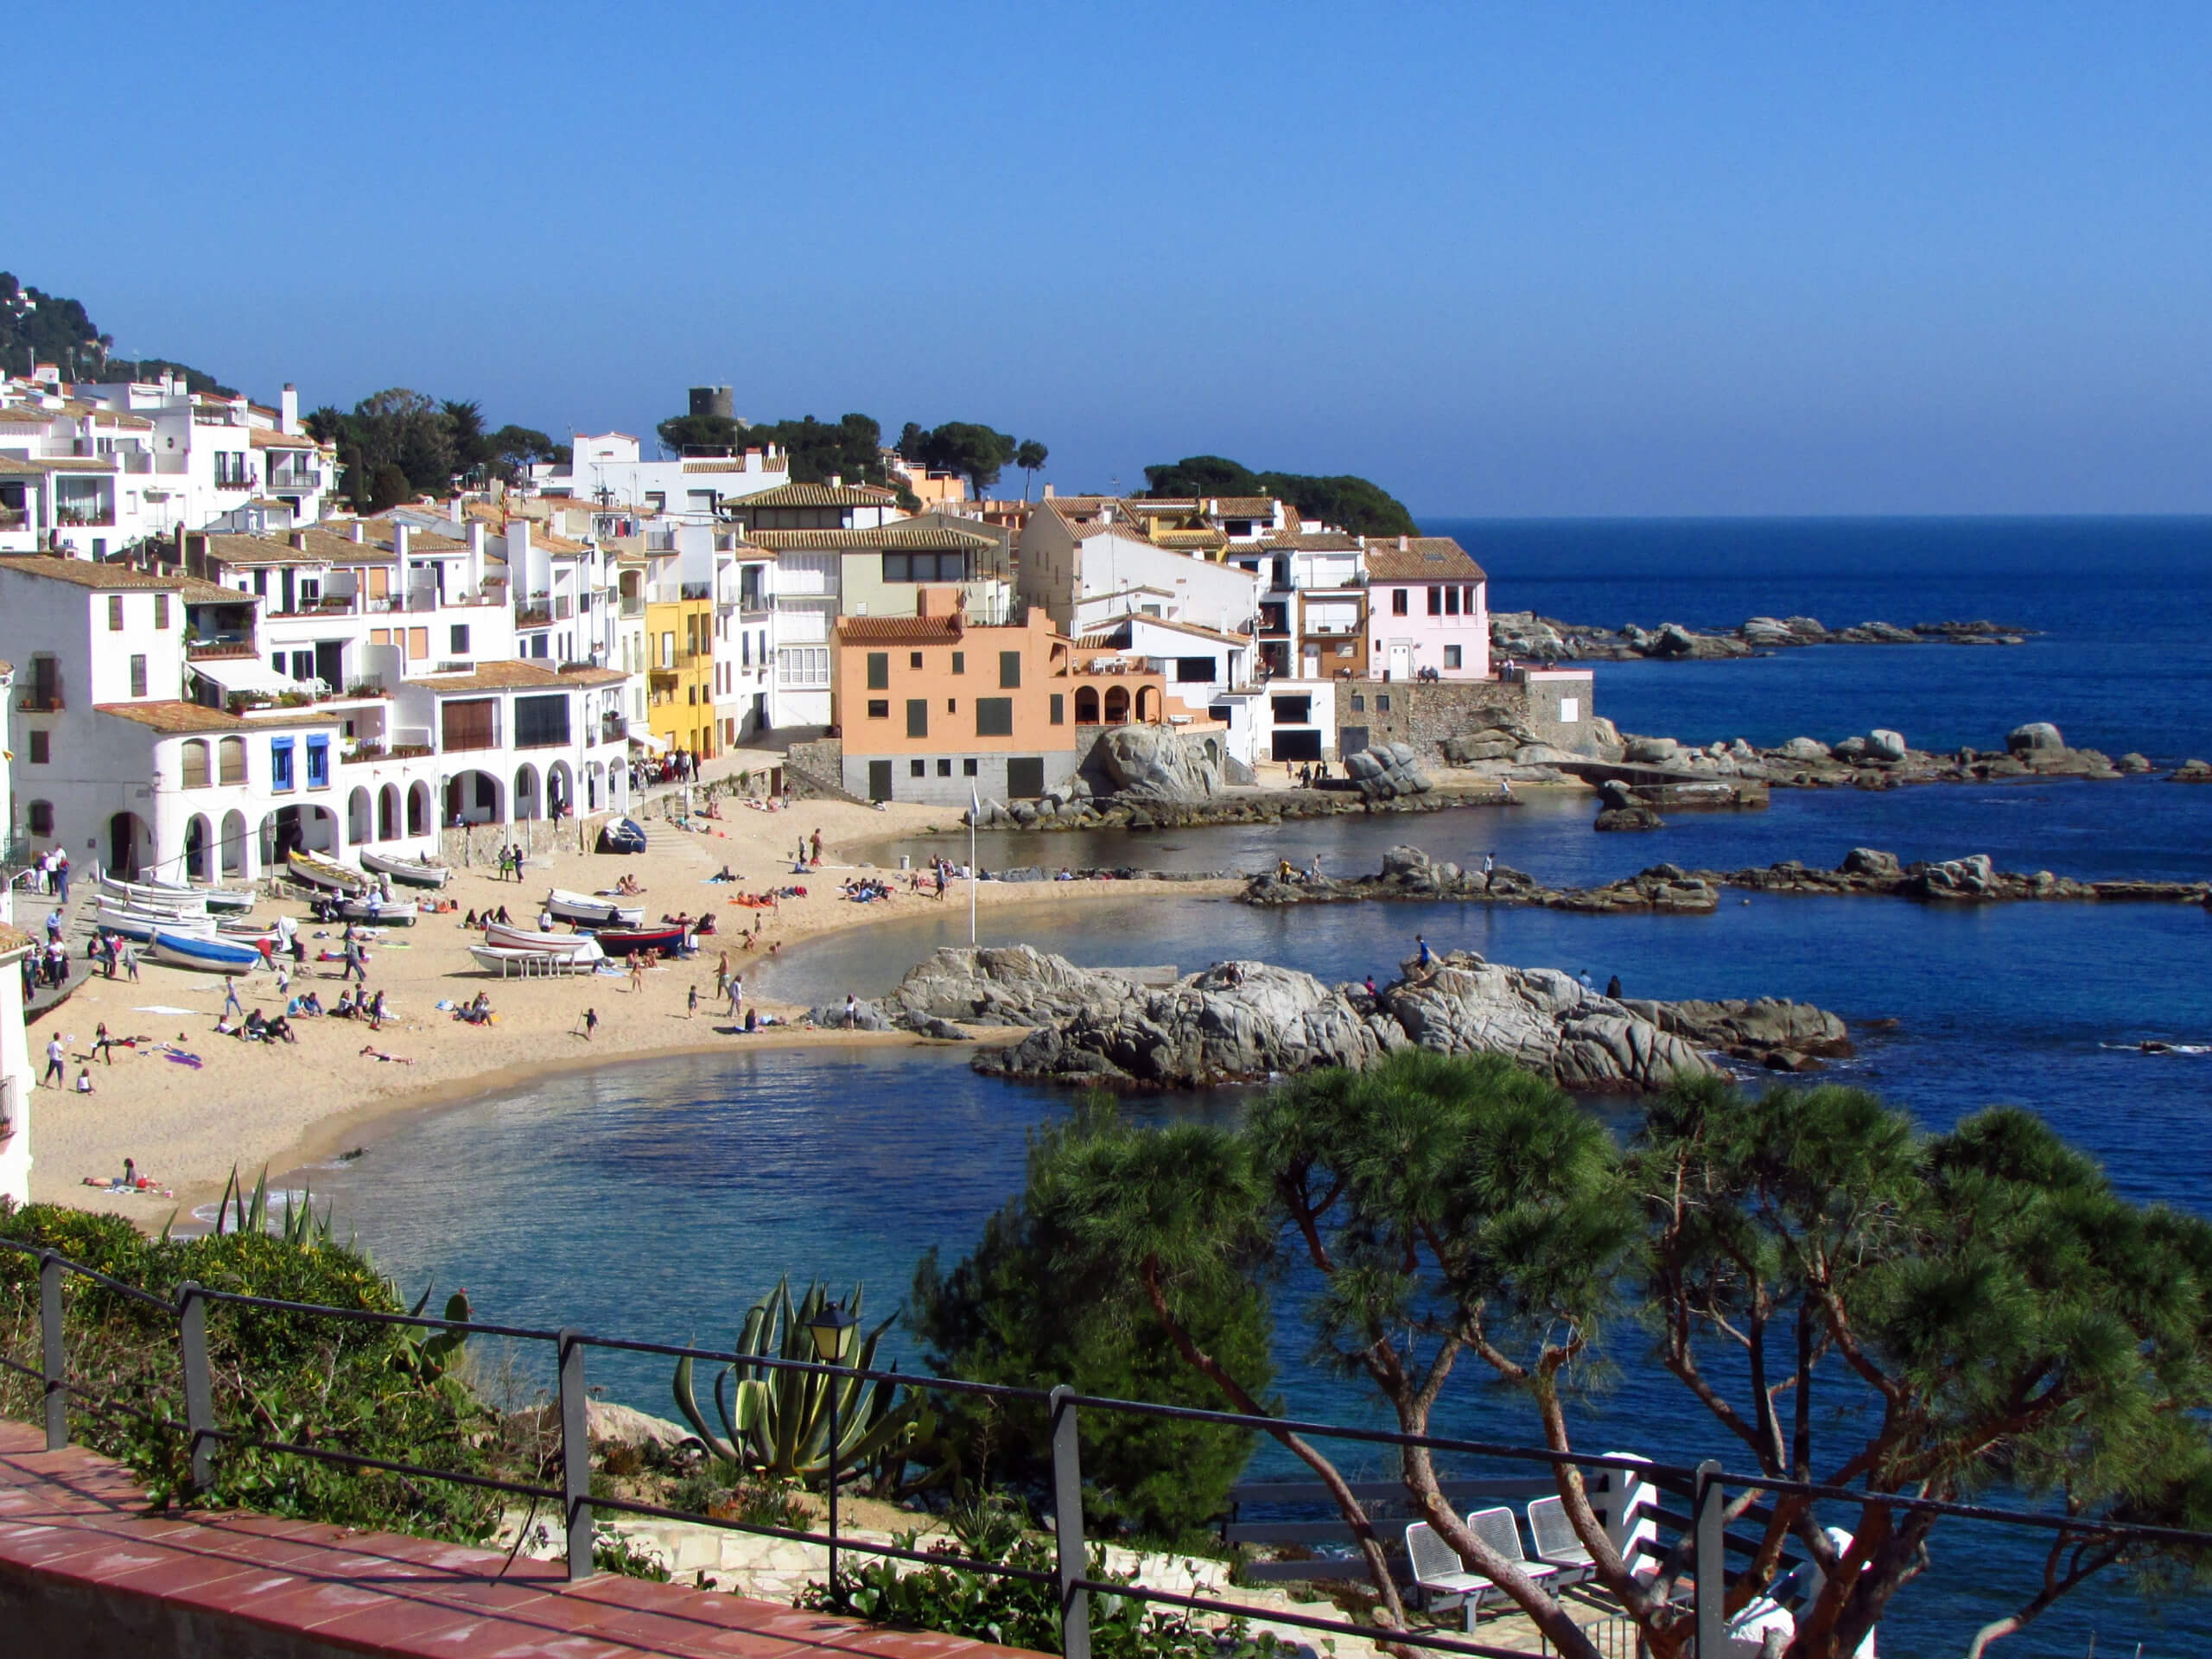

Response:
(22, 3), (2212, 516)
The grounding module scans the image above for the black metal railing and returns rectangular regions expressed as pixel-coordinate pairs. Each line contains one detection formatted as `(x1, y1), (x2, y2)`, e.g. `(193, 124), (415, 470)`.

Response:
(4, 1236), (2205, 1659)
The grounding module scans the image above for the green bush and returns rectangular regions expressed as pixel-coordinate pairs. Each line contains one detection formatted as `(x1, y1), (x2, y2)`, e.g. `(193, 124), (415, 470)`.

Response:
(910, 1106), (1274, 1542)
(0, 1201), (503, 1542)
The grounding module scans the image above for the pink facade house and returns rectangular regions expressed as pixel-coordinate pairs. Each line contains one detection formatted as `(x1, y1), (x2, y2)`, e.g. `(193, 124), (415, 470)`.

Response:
(1363, 536), (1489, 681)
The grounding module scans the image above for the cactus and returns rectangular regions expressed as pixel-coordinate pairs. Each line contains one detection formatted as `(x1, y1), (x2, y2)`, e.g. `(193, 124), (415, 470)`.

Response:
(205, 1165), (343, 1247)
(672, 1278), (925, 1489)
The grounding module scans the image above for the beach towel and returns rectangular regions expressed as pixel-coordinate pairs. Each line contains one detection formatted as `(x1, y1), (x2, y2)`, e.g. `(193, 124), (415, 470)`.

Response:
(163, 1052), (204, 1070)
(131, 1005), (198, 1016)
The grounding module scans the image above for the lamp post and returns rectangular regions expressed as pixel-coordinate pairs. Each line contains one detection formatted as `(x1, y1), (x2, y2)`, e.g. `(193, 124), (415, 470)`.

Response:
(967, 785), (978, 945)
(808, 1301), (860, 1599)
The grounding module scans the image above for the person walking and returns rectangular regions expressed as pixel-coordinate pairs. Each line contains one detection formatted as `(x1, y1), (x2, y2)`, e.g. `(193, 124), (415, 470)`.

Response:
(41, 1031), (65, 1089)
(714, 950), (730, 999)
(628, 954), (645, 994)
(123, 942), (139, 982)
(728, 974), (744, 1023)
(1483, 852), (1496, 892)
(92, 1022), (115, 1065)
(810, 829), (823, 864)
(54, 852), (69, 904)
(581, 1007), (598, 1041)
(222, 978), (244, 1020)
(687, 983), (698, 1019)
(1415, 933), (1433, 970)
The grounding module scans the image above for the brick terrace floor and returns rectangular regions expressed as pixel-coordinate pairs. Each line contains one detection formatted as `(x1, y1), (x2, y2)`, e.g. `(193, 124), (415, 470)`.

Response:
(0, 1421), (1038, 1659)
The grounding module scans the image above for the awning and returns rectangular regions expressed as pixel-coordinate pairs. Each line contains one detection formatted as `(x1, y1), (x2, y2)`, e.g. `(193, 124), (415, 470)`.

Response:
(630, 730), (670, 753)
(192, 657), (299, 697)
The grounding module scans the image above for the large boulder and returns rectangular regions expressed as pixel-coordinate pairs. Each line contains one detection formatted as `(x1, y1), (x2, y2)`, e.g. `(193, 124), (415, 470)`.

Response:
(1865, 729), (1909, 762)
(1093, 725), (1224, 801)
(2007, 722), (2065, 755)
(1774, 736), (1832, 762)
(1624, 736), (1680, 764)
(1388, 960), (1719, 1091)
(1345, 743), (1433, 799)
(1841, 847), (1903, 878)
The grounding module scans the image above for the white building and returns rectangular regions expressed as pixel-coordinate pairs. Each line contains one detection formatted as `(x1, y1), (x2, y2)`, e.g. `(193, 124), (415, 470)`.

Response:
(1017, 498), (1263, 639)
(0, 917), (33, 1208)
(539, 429), (790, 520)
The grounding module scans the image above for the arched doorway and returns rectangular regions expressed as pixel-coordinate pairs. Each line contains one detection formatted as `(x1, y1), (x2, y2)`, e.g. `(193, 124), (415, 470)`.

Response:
(219, 810), (249, 877)
(512, 763), (541, 821)
(1104, 685), (1131, 724)
(183, 814), (213, 881)
(259, 804), (339, 867)
(347, 786), (373, 845)
(106, 811), (151, 880)
(584, 761), (602, 811)
(1075, 686), (1101, 724)
(378, 785), (400, 842)
(546, 760), (574, 820)
(408, 781), (432, 836)
(444, 770), (503, 826)
(1136, 685), (1160, 722)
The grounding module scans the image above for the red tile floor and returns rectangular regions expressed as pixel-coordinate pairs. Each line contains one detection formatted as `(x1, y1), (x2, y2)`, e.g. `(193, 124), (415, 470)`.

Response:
(0, 1421), (1038, 1659)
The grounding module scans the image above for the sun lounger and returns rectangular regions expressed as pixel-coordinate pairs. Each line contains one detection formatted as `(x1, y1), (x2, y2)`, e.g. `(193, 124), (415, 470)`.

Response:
(1404, 1521), (1491, 1631)
(1526, 1496), (1598, 1587)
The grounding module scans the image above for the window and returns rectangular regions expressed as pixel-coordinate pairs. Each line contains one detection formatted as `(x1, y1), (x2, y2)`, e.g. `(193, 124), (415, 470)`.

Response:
(1050, 693), (1065, 725)
(866, 652), (889, 690)
(270, 737), (296, 791)
(450, 624), (471, 654)
(1391, 588), (1408, 615)
(441, 698), (498, 753)
(866, 698), (889, 719)
(937, 759), (951, 776)
(108, 595), (124, 631)
(1560, 697), (1580, 723)
(910, 652), (924, 669)
(881, 551), (969, 582)
(910, 759), (927, 778)
(27, 801), (53, 836)
(1174, 657), (1215, 683)
(963, 758), (978, 777)
(1444, 586), (1459, 617)
(180, 739), (207, 785)
(515, 695), (572, 748)
(305, 734), (330, 789)
(778, 647), (830, 686)
(213, 451), (250, 487)
(219, 735), (246, 784)
(1444, 645), (1462, 670)
(129, 655), (148, 697)
(1271, 695), (1313, 724)
(1377, 695), (1391, 712)
(999, 652), (1021, 689)
(906, 698), (930, 738)
(1427, 587), (1442, 616)
(976, 697), (1014, 737)
(950, 652), (964, 675)
(154, 594), (169, 630)
(1351, 694), (1366, 712)
(28, 729), (48, 764)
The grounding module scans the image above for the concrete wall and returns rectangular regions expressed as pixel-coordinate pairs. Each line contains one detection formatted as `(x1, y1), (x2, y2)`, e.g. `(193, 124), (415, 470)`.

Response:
(842, 747), (1076, 806)
(1332, 672), (1600, 760)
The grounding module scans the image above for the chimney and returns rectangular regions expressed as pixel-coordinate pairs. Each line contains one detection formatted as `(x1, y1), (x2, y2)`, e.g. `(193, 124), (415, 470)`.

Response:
(830, 474), (842, 489)
(448, 493), (464, 525)
(393, 523), (412, 559)
(289, 531), (307, 550)
(467, 522), (486, 557)
(280, 384), (299, 435)
(1398, 535), (1408, 550)
(350, 522), (365, 543)
(1042, 484), (1055, 499)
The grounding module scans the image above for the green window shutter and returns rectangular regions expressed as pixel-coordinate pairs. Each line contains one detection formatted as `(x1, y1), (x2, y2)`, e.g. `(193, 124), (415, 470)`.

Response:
(906, 698), (929, 738)
(999, 651), (1021, 689)
(1049, 693), (1065, 725)
(976, 697), (1014, 738)
(867, 652), (889, 690)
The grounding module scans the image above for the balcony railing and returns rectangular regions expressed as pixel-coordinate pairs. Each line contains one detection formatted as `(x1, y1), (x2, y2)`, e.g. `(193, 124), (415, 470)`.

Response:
(268, 469), (321, 493)
(619, 595), (645, 618)
(16, 691), (62, 712)
(516, 605), (552, 629)
(599, 715), (628, 744)
(54, 508), (114, 528)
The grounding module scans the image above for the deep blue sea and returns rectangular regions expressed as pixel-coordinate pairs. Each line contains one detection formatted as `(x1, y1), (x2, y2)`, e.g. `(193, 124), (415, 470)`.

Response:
(310, 523), (2212, 1656)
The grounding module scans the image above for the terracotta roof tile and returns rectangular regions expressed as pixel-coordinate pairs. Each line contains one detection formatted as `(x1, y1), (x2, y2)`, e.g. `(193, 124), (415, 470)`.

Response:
(754, 525), (994, 552)
(411, 661), (623, 692)
(1363, 536), (1487, 582)
(835, 614), (963, 643)
(248, 429), (325, 450)
(736, 481), (897, 508)
(0, 554), (189, 590)
(92, 700), (251, 734)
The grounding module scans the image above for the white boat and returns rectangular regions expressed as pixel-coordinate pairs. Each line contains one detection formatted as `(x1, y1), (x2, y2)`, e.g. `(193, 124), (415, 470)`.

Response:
(486, 922), (603, 957)
(150, 929), (266, 974)
(545, 887), (644, 928)
(286, 849), (370, 893)
(334, 898), (417, 925)
(360, 850), (452, 889)
(470, 943), (600, 976)
(137, 874), (253, 912)
(97, 874), (208, 917)
(94, 904), (218, 944)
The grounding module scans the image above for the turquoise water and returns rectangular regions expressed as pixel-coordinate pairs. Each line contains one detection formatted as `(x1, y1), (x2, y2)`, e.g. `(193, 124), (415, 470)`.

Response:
(313, 523), (2212, 1655)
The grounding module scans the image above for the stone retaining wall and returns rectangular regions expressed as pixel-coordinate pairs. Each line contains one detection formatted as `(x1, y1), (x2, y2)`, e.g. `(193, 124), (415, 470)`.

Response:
(1332, 676), (1599, 760)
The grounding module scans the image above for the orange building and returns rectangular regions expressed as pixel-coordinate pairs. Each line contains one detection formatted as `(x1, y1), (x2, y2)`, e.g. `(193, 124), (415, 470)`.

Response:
(832, 587), (1164, 804)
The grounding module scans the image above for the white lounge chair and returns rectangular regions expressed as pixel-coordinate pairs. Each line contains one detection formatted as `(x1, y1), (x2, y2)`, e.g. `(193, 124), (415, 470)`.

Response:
(1404, 1521), (1491, 1631)
(1467, 1504), (1560, 1605)
(1526, 1495), (1598, 1586)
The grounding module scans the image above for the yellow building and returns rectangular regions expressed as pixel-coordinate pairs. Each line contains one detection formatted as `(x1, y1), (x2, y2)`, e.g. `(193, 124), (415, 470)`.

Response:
(645, 594), (718, 760)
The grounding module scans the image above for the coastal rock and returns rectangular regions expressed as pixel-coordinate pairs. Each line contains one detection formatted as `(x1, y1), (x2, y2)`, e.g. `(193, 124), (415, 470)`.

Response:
(809, 998), (893, 1031)
(1866, 729), (1910, 763)
(1776, 737), (1833, 763)
(1387, 958), (1721, 1091)
(1624, 736), (1680, 764)
(1830, 736), (1869, 762)
(2008, 721), (2066, 755)
(2117, 753), (2154, 773)
(1624, 997), (1854, 1060)
(1344, 744), (1434, 799)
(1441, 728), (1525, 764)
(1916, 854), (1998, 899)
(1094, 726), (1224, 802)
(1841, 847), (1903, 878)
(1594, 806), (1666, 831)
(2172, 760), (2212, 783)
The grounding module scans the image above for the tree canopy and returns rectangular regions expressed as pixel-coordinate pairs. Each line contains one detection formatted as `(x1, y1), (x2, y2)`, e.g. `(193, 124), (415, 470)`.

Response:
(1139, 454), (1419, 537)
(742, 413), (891, 487)
(941, 1053), (2212, 1659)
(0, 271), (232, 391)
(307, 390), (552, 509)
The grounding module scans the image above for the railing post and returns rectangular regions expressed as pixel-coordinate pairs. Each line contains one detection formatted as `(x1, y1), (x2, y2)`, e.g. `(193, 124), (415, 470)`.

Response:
(557, 1328), (594, 1581)
(177, 1281), (213, 1489)
(1694, 1459), (1725, 1658)
(38, 1251), (66, 1450)
(1049, 1385), (1090, 1659)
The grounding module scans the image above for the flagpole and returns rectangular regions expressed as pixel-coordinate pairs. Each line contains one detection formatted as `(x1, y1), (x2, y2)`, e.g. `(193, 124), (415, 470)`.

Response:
(968, 785), (979, 944)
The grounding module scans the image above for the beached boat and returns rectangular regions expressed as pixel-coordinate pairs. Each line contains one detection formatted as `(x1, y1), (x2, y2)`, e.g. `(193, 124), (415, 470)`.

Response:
(286, 849), (370, 893)
(469, 943), (600, 976)
(333, 897), (418, 925)
(588, 923), (693, 957)
(598, 817), (648, 855)
(359, 850), (452, 889)
(486, 921), (604, 957)
(96, 874), (208, 916)
(545, 888), (644, 928)
(94, 904), (217, 943)
(150, 929), (266, 974)
(137, 874), (253, 912)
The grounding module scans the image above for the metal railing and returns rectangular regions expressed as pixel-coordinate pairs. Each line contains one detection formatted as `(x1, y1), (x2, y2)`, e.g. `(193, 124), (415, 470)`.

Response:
(5, 1236), (2206, 1659)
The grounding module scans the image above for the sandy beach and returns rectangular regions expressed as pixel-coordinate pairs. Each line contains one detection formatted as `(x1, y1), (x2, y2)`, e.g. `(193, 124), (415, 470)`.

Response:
(30, 767), (1239, 1224)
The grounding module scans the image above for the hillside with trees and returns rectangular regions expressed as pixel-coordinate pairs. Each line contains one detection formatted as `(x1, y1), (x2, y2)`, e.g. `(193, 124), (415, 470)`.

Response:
(0, 271), (234, 393)
(1141, 454), (1418, 537)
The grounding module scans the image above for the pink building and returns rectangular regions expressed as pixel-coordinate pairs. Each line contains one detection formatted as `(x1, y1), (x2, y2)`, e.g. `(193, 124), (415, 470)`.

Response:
(1363, 537), (1489, 681)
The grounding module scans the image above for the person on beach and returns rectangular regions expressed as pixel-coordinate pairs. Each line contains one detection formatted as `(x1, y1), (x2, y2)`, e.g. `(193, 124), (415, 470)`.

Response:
(223, 979), (244, 1020)
(54, 852), (69, 903)
(42, 1031), (66, 1088)
(581, 1007), (598, 1041)
(92, 1023), (116, 1065)
(74, 1066), (94, 1094)
(842, 992), (857, 1028)
(1578, 970), (1594, 993)
(728, 974), (744, 1022)
(628, 954), (645, 994)
(714, 951), (729, 998)
(1483, 852), (1496, 891)
(1606, 974), (1622, 999)
(687, 983), (699, 1018)
(1364, 975), (1378, 998)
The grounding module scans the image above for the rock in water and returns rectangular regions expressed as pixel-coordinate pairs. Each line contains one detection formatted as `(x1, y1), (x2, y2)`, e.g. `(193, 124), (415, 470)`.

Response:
(1841, 847), (1902, 877)
(2007, 721), (2065, 754)
(1624, 736), (1680, 763)
(1095, 726), (1224, 801)
(1388, 962), (1718, 1091)
(1866, 728), (1909, 762)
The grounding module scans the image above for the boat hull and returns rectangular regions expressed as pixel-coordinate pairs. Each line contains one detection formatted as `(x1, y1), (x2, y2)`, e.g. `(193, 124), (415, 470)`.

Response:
(334, 899), (418, 925)
(94, 905), (215, 944)
(598, 817), (648, 855)
(470, 944), (597, 975)
(589, 925), (693, 957)
(546, 888), (644, 928)
(360, 851), (451, 889)
(287, 851), (369, 893)
(485, 923), (603, 958)
(151, 930), (266, 974)
(139, 876), (252, 912)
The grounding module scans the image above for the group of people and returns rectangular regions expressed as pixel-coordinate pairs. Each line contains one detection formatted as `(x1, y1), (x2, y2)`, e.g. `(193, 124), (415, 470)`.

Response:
(489, 845), (531, 882)
(22, 928), (74, 997)
(26, 848), (72, 900)
(452, 991), (494, 1026)
(86, 930), (143, 982)
(1293, 761), (1333, 787)
(218, 1006), (299, 1046)
(462, 906), (518, 931)
(632, 749), (700, 790)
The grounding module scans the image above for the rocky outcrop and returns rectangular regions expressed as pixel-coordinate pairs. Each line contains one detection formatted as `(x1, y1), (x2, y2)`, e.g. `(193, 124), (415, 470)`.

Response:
(1344, 741), (1434, 799)
(1094, 725), (1224, 802)
(1491, 612), (2031, 664)
(1243, 844), (1719, 913)
(1624, 997), (1853, 1071)
(920, 944), (1748, 1091)
(2171, 760), (2212, 784)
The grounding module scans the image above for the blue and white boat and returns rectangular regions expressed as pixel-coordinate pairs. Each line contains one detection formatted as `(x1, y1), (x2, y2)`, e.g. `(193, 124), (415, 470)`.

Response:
(598, 817), (648, 855)
(150, 929), (266, 975)
(94, 903), (217, 944)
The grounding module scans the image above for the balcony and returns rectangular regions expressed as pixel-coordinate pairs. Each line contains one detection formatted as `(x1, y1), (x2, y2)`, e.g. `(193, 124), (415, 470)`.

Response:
(619, 595), (645, 619)
(268, 468), (321, 493)
(55, 506), (115, 528)
(16, 691), (62, 713)
(599, 715), (628, 744)
(188, 641), (260, 661)
(679, 582), (713, 601)
(516, 604), (553, 630)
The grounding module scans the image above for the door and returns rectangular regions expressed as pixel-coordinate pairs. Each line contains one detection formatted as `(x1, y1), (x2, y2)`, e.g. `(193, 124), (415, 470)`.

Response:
(315, 640), (344, 689)
(1340, 726), (1370, 758)
(1006, 756), (1046, 799)
(1388, 643), (1412, 681)
(867, 760), (893, 802)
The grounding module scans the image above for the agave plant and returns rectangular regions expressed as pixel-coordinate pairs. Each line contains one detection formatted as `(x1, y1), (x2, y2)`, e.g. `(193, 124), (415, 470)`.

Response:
(672, 1279), (925, 1489)
(200, 1166), (343, 1246)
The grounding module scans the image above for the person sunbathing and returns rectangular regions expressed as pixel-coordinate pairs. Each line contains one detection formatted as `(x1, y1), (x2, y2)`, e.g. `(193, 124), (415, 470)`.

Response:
(359, 1046), (413, 1064)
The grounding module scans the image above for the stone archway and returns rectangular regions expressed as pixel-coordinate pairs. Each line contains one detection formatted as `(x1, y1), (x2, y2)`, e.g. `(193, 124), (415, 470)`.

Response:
(408, 781), (433, 836)
(444, 770), (504, 827)
(378, 784), (400, 842)
(1104, 685), (1131, 724)
(512, 763), (541, 822)
(1075, 685), (1101, 724)
(219, 810), (249, 877)
(347, 786), (373, 845)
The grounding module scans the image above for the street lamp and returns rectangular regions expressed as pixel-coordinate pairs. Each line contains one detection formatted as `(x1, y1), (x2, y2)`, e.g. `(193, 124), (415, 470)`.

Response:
(809, 1300), (861, 1599)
